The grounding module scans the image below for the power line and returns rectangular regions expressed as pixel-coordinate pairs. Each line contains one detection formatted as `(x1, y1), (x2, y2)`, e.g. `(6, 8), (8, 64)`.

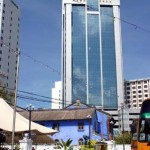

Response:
(0, 85), (71, 104)
(80, 3), (150, 34)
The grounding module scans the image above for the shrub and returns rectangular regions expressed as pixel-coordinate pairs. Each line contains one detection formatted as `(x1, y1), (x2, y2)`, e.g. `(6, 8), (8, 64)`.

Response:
(114, 132), (131, 144)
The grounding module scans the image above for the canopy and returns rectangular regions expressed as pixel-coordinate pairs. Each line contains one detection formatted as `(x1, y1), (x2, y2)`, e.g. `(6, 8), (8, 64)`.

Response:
(0, 98), (57, 135)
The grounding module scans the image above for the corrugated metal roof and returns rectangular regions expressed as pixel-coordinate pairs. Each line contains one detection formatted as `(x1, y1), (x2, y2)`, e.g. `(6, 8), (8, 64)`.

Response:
(19, 108), (96, 121)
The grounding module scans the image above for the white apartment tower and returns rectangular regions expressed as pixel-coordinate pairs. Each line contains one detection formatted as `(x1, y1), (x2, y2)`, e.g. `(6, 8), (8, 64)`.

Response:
(125, 78), (150, 109)
(51, 81), (62, 109)
(0, 0), (20, 102)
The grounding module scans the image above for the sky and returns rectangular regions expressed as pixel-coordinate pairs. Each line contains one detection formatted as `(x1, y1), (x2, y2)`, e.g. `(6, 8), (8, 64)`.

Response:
(13, 0), (150, 109)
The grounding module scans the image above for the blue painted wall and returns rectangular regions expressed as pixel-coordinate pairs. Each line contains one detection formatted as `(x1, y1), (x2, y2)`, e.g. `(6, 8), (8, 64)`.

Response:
(36, 111), (109, 145)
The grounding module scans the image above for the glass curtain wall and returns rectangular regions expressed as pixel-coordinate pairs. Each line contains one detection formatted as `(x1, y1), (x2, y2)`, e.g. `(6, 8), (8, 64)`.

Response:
(87, 14), (101, 106)
(72, 6), (87, 103)
(100, 6), (118, 108)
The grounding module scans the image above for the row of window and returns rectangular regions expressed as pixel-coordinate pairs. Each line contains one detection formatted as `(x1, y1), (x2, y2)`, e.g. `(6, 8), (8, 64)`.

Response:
(55, 138), (84, 146)
(126, 85), (149, 90)
(131, 104), (142, 108)
(52, 122), (85, 131)
(52, 121), (100, 133)
(127, 90), (148, 94)
(127, 94), (149, 99)
(126, 80), (149, 85)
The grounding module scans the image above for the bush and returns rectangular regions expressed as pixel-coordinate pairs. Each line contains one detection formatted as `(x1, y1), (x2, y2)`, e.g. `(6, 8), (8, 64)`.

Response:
(80, 140), (97, 150)
(114, 132), (131, 144)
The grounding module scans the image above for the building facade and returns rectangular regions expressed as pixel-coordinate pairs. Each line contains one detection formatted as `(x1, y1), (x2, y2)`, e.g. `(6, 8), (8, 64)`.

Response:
(62, 0), (124, 109)
(20, 101), (111, 145)
(51, 81), (62, 109)
(125, 78), (150, 109)
(0, 0), (20, 103)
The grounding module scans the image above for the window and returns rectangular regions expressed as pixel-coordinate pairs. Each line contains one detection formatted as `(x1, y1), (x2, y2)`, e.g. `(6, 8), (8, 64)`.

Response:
(78, 122), (84, 130)
(127, 96), (130, 99)
(133, 91), (136, 94)
(138, 119), (150, 142)
(145, 94), (148, 97)
(52, 123), (60, 131)
(78, 138), (84, 145)
(133, 100), (136, 103)
(138, 90), (141, 93)
(139, 95), (142, 98)
(144, 81), (147, 83)
(0, 50), (2, 54)
(55, 139), (59, 144)
(127, 92), (130, 94)
(138, 86), (141, 89)
(144, 85), (147, 88)
(127, 87), (130, 90)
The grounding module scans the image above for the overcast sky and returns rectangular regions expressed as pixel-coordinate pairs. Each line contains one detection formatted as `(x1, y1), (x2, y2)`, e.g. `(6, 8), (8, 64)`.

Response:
(14, 0), (150, 108)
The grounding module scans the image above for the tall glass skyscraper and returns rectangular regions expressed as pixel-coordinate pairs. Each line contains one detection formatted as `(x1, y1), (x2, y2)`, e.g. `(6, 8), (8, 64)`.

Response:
(62, 0), (124, 109)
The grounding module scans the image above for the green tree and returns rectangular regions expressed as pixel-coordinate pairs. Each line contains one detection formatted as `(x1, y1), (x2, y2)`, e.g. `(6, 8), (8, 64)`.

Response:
(0, 82), (15, 105)
(114, 132), (132, 144)
(57, 138), (73, 150)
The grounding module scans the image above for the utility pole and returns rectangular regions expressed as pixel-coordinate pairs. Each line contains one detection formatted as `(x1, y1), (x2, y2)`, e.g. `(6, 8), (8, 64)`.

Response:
(11, 50), (20, 150)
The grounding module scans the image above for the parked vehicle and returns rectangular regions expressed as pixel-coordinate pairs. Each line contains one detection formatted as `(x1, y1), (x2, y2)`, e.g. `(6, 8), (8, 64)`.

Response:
(131, 99), (150, 150)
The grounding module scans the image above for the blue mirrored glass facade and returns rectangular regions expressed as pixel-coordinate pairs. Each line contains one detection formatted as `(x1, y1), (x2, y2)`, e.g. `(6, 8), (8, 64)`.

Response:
(62, 0), (123, 109)
(87, 0), (99, 11)
(101, 6), (117, 108)
(87, 14), (101, 105)
(72, 6), (87, 103)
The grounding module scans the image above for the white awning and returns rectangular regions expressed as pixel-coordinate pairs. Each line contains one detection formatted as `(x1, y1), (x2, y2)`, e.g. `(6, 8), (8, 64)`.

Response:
(0, 98), (57, 135)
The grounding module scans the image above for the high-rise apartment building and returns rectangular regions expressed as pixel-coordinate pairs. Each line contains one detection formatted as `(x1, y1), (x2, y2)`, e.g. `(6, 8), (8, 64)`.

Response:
(51, 81), (62, 109)
(62, 0), (124, 109)
(0, 0), (20, 103)
(125, 78), (150, 109)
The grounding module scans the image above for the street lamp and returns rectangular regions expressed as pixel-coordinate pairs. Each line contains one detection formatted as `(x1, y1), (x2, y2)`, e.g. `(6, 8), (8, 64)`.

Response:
(87, 115), (92, 148)
(26, 104), (34, 139)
